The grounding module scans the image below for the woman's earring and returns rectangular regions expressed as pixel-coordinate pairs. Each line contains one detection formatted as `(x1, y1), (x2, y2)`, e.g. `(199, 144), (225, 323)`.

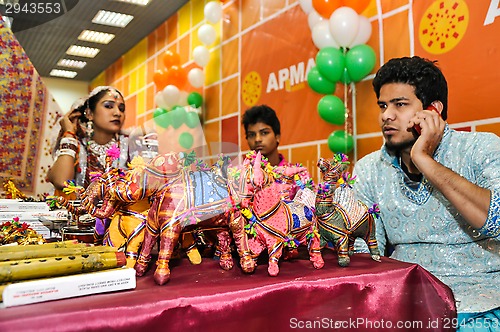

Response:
(86, 120), (94, 138)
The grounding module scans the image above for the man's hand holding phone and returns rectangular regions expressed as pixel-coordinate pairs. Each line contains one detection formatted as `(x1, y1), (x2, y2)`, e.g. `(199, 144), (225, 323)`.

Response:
(409, 103), (446, 169)
(413, 105), (441, 135)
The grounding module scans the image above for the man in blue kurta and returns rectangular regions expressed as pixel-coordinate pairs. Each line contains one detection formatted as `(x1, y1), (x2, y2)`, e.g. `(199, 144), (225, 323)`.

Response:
(353, 56), (500, 331)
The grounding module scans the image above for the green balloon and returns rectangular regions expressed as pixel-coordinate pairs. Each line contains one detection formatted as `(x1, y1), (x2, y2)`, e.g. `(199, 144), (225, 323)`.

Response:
(179, 132), (194, 149)
(170, 106), (187, 129)
(340, 67), (352, 85)
(307, 66), (336, 95)
(187, 92), (203, 108)
(171, 105), (184, 112)
(327, 130), (354, 154)
(153, 108), (170, 128)
(345, 44), (376, 82)
(318, 95), (345, 125)
(185, 111), (200, 128)
(315, 47), (345, 83)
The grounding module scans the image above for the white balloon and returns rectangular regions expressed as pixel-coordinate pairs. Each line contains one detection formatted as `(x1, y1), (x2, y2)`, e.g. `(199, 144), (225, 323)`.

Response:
(329, 6), (360, 48)
(349, 15), (372, 47)
(308, 9), (324, 31)
(298, 0), (313, 14)
(188, 68), (205, 88)
(155, 91), (169, 109)
(177, 90), (189, 106)
(162, 85), (180, 108)
(198, 24), (217, 46)
(193, 45), (210, 67)
(311, 21), (339, 49)
(204, 1), (223, 24)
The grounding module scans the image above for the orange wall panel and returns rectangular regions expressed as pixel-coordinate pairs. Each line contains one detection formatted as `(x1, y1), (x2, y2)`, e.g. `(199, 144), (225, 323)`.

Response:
(205, 84), (220, 121)
(222, 38), (239, 78)
(223, 3), (240, 41)
(221, 77), (238, 117)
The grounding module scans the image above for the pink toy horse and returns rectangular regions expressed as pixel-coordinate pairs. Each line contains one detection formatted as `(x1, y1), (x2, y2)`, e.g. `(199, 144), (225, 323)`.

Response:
(231, 152), (324, 276)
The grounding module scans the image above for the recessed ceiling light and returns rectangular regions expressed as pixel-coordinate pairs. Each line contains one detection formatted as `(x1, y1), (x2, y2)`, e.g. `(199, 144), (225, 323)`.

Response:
(113, 0), (151, 5)
(92, 10), (134, 28)
(50, 69), (78, 79)
(66, 45), (100, 58)
(78, 30), (115, 44)
(57, 59), (87, 69)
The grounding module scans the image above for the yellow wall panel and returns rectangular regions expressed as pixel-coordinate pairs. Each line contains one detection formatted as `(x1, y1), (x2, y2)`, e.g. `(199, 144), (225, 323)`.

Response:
(123, 38), (147, 75)
(129, 70), (138, 94)
(136, 89), (146, 115)
(137, 64), (146, 90)
(191, 0), (205, 26)
(178, 2), (191, 35)
(205, 48), (220, 85)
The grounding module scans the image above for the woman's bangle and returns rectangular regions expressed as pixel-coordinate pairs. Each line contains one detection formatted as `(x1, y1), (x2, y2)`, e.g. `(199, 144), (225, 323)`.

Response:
(55, 148), (76, 159)
(63, 130), (77, 138)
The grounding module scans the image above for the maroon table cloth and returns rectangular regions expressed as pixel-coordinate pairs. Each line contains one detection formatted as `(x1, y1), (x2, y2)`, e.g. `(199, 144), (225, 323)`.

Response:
(0, 251), (456, 331)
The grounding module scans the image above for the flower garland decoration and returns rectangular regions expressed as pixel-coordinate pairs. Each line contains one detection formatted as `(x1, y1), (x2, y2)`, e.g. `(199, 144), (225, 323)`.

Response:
(0, 217), (45, 245)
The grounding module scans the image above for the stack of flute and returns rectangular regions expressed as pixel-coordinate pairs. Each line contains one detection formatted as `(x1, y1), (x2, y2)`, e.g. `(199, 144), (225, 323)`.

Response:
(0, 240), (128, 304)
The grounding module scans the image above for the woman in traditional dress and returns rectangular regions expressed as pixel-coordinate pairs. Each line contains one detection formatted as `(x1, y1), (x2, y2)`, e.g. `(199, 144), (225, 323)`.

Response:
(48, 86), (129, 191)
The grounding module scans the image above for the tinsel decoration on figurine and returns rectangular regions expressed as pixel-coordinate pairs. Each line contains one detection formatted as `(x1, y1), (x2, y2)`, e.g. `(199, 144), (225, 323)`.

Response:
(315, 153), (381, 267)
(2, 179), (27, 199)
(0, 217), (45, 245)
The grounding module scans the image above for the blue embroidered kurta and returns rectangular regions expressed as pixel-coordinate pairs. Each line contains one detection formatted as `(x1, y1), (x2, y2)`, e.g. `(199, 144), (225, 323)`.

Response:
(353, 126), (500, 313)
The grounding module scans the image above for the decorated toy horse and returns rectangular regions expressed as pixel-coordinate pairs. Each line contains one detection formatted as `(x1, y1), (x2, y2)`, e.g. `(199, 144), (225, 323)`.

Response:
(231, 151), (324, 276)
(315, 154), (380, 267)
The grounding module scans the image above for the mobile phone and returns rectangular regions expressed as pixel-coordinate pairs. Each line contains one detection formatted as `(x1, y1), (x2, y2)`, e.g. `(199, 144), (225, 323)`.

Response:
(413, 105), (440, 135)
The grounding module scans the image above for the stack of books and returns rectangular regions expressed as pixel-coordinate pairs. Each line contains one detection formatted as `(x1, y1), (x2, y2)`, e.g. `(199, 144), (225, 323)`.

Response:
(0, 199), (69, 239)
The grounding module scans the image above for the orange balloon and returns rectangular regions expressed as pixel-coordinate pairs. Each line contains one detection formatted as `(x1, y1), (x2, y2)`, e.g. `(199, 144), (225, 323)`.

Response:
(153, 69), (168, 90)
(162, 50), (181, 69)
(312, 0), (342, 18)
(165, 66), (187, 88)
(342, 0), (371, 14)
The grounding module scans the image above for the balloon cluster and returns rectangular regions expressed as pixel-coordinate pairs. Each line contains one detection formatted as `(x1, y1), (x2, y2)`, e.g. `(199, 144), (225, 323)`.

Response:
(299, 0), (374, 154)
(152, 1), (225, 149)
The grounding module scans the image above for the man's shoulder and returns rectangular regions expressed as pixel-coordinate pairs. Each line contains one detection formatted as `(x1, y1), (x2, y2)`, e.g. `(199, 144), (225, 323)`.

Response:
(356, 150), (383, 166)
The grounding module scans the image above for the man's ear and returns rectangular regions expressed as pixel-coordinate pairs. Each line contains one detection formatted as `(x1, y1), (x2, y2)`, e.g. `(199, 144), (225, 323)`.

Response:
(276, 134), (281, 144)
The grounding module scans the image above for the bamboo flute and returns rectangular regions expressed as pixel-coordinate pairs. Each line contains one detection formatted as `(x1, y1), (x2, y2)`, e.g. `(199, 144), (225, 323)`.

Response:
(0, 245), (118, 262)
(0, 251), (126, 283)
(0, 240), (85, 253)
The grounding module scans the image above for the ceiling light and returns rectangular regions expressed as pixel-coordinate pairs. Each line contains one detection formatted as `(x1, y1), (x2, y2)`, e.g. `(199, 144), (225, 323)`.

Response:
(78, 30), (115, 44)
(50, 69), (78, 79)
(113, 0), (151, 5)
(57, 59), (87, 69)
(66, 45), (100, 58)
(92, 10), (134, 28)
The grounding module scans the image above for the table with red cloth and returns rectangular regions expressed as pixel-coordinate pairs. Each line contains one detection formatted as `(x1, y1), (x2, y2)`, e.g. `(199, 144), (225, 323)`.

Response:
(0, 251), (456, 332)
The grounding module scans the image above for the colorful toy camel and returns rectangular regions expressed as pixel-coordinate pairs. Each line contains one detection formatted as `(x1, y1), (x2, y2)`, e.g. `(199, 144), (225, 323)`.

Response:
(315, 154), (380, 267)
(232, 151), (324, 276)
(80, 152), (256, 285)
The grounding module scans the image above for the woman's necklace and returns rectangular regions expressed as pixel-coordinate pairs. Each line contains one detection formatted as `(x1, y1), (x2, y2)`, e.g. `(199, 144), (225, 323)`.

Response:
(87, 137), (118, 168)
